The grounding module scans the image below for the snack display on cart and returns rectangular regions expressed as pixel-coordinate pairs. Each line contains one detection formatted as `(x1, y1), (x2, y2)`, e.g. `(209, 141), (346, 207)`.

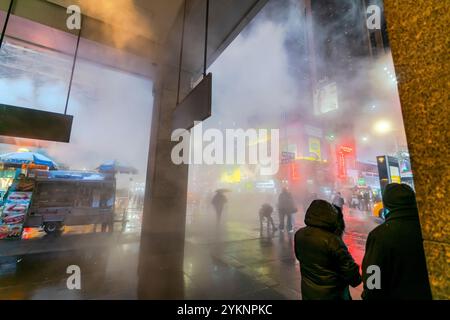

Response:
(7, 192), (32, 201)
(3, 202), (29, 215)
(0, 191), (32, 240)
(3, 213), (26, 224)
(0, 224), (23, 240)
(0, 225), (8, 240)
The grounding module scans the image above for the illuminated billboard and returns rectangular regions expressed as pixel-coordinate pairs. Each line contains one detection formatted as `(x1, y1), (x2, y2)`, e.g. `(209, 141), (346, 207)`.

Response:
(313, 81), (339, 115)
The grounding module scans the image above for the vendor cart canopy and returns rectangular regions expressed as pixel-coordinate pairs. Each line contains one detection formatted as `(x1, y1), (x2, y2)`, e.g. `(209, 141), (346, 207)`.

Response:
(0, 151), (58, 170)
(97, 160), (138, 175)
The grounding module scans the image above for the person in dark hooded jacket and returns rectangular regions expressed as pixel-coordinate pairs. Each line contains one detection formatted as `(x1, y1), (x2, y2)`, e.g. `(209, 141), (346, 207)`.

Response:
(361, 183), (432, 300)
(295, 200), (361, 300)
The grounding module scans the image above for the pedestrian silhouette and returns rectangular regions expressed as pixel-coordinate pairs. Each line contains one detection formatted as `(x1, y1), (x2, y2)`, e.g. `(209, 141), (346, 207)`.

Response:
(333, 204), (346, 238)
(361, 183), (432, 300)
(332, 192), (345, 210)
(259, 203), (277, 233)
(211, 189), (227, 225)
(295, 200), (361, 300)
(277, 188), (297, 233)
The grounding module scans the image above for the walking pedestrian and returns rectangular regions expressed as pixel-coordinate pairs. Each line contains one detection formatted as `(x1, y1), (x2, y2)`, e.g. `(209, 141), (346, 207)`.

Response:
(211, 190), (227, 225)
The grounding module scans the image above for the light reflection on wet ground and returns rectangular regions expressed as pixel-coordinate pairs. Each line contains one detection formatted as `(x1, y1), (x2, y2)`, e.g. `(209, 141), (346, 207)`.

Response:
(21, 207), (144, 240)
(0, 207), (379, 300)
(185, 206), (379, 300)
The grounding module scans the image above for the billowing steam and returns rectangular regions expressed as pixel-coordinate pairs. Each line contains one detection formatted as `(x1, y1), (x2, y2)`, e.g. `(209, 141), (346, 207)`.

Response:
(186, 0), (408, 235)
(60, 0), (153, 49)
(0, 0), (155, 188)
(0, 40), (154, 189)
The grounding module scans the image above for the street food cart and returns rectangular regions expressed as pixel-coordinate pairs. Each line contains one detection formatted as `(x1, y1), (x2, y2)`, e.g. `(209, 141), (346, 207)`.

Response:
(0, 169), (115, 239)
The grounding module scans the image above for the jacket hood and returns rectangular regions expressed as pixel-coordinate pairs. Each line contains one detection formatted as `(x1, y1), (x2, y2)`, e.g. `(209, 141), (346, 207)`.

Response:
(305, 200), (338, 231)
(383, 183), (419, 220)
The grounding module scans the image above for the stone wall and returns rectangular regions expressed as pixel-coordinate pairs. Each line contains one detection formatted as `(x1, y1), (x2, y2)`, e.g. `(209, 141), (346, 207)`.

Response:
(383, 0), (449, 299)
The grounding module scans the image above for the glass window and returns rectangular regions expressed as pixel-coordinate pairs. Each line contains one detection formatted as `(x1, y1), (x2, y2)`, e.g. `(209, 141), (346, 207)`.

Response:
(0, 3), (153, 299)
(0, 8), (77, 112)
(184, 0), (411, 300)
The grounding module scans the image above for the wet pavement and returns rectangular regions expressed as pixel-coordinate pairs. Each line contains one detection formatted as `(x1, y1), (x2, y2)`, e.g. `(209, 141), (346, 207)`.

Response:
(185, 206), (380, 300)
(0, 207), (380, 300)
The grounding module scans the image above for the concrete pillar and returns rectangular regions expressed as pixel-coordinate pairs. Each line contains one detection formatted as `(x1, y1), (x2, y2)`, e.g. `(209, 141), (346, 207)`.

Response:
(137, 65), (190, 299)
(383, 0), (449, 299)
(137, 4), (195, 296)
(136, 0), (268, 299)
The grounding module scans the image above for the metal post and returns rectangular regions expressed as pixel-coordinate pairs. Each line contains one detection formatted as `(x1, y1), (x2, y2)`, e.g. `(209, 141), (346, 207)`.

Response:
(176, 0), (188, 104)
(64, 25), (82, 115)
(203, 0), (210, 77)
(0, 0), (14, 50)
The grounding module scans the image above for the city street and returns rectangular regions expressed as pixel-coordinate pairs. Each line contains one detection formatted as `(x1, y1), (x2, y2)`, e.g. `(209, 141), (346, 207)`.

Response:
(185, 204), (381, 299)
(0, 205), (380, 300)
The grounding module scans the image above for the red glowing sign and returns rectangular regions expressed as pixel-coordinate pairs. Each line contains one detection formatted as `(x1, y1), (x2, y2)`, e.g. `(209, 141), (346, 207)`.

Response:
(340, 146), (353, 154)
(338, 152), (347, 179)
(290, 163), (300, 181)
(337, 145), (353, 179)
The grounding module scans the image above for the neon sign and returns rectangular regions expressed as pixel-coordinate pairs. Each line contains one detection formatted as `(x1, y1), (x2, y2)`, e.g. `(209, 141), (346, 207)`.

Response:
(337, 146), (354, 179)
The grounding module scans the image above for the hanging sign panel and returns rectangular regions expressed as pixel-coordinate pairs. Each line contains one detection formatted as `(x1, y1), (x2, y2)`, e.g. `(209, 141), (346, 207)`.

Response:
(0, 104), (73, 143)
(172, 73), (212, 132)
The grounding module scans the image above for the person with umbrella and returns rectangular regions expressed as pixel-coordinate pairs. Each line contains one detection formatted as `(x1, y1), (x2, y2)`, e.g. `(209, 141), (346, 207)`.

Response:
(211, 189), (229, 225)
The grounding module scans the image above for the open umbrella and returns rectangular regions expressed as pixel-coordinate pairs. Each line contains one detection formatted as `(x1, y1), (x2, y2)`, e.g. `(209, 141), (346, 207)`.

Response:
(0, 152), (58, 170)
(97, 160), (138, 175)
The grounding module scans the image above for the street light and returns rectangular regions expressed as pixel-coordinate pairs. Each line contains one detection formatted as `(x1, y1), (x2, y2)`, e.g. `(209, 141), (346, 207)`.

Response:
(373, 120), (392, 135)
(373, 120), (400, 154)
